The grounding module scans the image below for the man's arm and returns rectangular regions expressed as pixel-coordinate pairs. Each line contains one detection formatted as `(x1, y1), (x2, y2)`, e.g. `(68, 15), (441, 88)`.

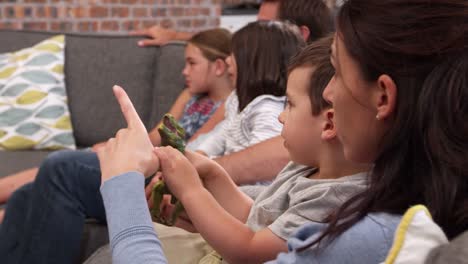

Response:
(213, 136), (289, 185)
(130, 25), (196, 46)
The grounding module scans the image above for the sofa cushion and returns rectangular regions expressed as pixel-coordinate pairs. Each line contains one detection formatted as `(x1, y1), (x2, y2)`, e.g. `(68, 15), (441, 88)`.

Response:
(0, 150), (50, 177)
(0, 30), (186, 148)
(65, 34), (159, 147)
(0, 34), (76, 150)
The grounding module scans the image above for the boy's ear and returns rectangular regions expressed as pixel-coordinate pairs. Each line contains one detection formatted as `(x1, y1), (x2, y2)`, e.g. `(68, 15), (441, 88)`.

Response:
(299, 25), (310, 42)
(321, 109), (336, 141)
(214, 58), (227, 76)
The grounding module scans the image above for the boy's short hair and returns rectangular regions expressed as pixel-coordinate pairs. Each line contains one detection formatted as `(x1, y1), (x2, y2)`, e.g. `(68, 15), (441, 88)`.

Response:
(279, 0), (334, 42)
(287, 35), (334, 115)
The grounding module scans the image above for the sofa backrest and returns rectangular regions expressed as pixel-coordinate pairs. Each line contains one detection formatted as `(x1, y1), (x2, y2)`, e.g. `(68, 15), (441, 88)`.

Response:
(0, 30), (185, 147)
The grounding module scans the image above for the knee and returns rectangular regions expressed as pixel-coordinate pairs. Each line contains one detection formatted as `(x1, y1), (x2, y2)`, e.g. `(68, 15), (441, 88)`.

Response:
(43, 150), (80, 166)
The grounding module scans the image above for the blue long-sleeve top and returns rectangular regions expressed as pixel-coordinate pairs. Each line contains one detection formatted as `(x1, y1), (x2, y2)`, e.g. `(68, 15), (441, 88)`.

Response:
(101, 172), (401, 264)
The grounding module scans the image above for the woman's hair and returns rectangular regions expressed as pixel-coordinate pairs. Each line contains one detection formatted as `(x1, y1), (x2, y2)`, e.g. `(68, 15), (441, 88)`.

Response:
(287, 35), (334, 115)
(188, 28), (232, 62)
(232, 20), (305, 111)
(309, 0), (468, 248)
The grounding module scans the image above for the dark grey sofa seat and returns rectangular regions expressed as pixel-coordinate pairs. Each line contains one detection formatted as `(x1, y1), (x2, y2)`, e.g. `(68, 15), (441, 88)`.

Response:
(0, 29), (186, 262)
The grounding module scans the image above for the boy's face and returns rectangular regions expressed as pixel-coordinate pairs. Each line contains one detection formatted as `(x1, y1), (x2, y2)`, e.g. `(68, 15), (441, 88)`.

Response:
(279, 67), (331, 166)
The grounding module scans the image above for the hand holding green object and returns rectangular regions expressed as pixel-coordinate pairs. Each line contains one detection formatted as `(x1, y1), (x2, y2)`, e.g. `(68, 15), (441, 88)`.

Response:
(151, 113), (186, 226)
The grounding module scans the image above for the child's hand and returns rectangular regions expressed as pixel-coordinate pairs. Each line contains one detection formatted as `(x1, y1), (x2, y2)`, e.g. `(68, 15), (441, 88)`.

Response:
(153, 146), (203, 201)
(97, 85), (160, 184)
(184, 150), (219, 181)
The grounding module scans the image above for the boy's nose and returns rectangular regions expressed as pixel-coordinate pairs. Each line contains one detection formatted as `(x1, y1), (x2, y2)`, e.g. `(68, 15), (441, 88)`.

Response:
(182, 66), (189, 76)
(278, 111), (285, 124)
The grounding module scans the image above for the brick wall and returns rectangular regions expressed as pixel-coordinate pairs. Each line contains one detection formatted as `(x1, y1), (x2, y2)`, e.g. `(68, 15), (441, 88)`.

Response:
(221, 0), (339, 9)
(0, 0), (221, 33)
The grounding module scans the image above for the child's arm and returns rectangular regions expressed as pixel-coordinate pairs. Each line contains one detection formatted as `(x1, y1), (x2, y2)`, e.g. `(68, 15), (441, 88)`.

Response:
(148, 89), (192, 146)
(246, 97), (285, 146)
(156, 147), (288, 263)
(185, 150), (253, 222)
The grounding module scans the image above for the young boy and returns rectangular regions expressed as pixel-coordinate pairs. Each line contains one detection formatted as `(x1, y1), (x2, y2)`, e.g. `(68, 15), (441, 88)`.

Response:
(102, 36), (371, 263)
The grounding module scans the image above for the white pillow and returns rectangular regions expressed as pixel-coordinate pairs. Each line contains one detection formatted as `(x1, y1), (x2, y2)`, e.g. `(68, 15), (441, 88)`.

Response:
(0, 35), (76, 150)
(383, 205), (448, 264)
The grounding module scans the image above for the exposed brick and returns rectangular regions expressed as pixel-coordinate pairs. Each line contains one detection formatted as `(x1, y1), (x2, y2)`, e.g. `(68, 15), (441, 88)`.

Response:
(151, 7), (167, 17)
(121, 20), (141, 31)
(132, 7), (148, 17)
(90, 6), (108, 17)
(111, 7), (129, 18)
(57, 6), (68, 18)
(35, 6), (44, 18)
(70, 7), (89, 18)
(0, 0), (222, 33)
(199, 8), (211, 16)
(5, 6), (15, 19)
(0, 21), (21, 30)
(160, 18), (174, 28)
(142, 20), (156, 28)
(120, 0), (139, 4)
(24, 7), (33, 18)
(169, 7), (184, 17)
(50, 7), (58, 18)
(25, 0), (47, 3)
(36, 6), (58, 18)
(192, 18), (206, 28)
(78, 21), (98, 32)
(14, 6), (24, 19)
(177, 18), (191, 28)
(23, 21), (47, 30)
(101, 20), (119, 31)
(50, 21), (74, 31)
(184, 7), (199, 16)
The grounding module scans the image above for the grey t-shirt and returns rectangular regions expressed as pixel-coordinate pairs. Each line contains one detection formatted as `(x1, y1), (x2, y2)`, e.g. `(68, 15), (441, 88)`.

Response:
(246, 162), (368, 240)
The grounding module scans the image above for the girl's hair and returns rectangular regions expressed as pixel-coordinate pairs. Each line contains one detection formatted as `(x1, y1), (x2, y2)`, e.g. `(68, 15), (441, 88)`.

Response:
(308, 0), (468, 248)
(232, 21), (305, 111)
(188, 28), (232, 62)
(287, 35), (334, 116)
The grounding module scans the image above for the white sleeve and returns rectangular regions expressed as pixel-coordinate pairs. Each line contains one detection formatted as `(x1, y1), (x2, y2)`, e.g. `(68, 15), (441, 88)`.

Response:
(193, 119), (227, 157)
(245, 97), (284, 146)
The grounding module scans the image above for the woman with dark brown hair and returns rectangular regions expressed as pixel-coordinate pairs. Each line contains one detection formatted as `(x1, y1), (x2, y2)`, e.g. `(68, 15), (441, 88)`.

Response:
(278, 0), (467, 262)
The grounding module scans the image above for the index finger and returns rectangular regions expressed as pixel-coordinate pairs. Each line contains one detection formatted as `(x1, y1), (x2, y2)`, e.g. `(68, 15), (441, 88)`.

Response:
(113, 85), (145, 130)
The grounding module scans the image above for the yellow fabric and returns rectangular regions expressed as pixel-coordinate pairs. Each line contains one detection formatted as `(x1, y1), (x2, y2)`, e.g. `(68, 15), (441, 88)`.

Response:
(199, 250), (224, 264)
(384, 205), (432, 264)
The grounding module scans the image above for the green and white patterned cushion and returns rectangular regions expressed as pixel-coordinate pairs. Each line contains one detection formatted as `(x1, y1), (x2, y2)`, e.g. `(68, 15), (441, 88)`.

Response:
(0, 35), (76, 150)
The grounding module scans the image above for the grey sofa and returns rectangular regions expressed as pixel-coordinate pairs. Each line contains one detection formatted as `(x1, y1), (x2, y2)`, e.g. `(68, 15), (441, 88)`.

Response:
(0, 29), (186, 262)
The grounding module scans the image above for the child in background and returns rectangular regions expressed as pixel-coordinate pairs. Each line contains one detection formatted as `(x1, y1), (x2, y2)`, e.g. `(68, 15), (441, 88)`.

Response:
(0, 28), (233, 220)
(194, 21), (305, 165)
(96, 36), (371, 264)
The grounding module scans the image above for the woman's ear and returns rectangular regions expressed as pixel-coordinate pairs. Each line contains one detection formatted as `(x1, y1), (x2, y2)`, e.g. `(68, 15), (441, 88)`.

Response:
(321, 109), (336, 141)
(375, 74), (397, 120)
(299, 25), (310, 42)
(214, 58), (227, 76)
